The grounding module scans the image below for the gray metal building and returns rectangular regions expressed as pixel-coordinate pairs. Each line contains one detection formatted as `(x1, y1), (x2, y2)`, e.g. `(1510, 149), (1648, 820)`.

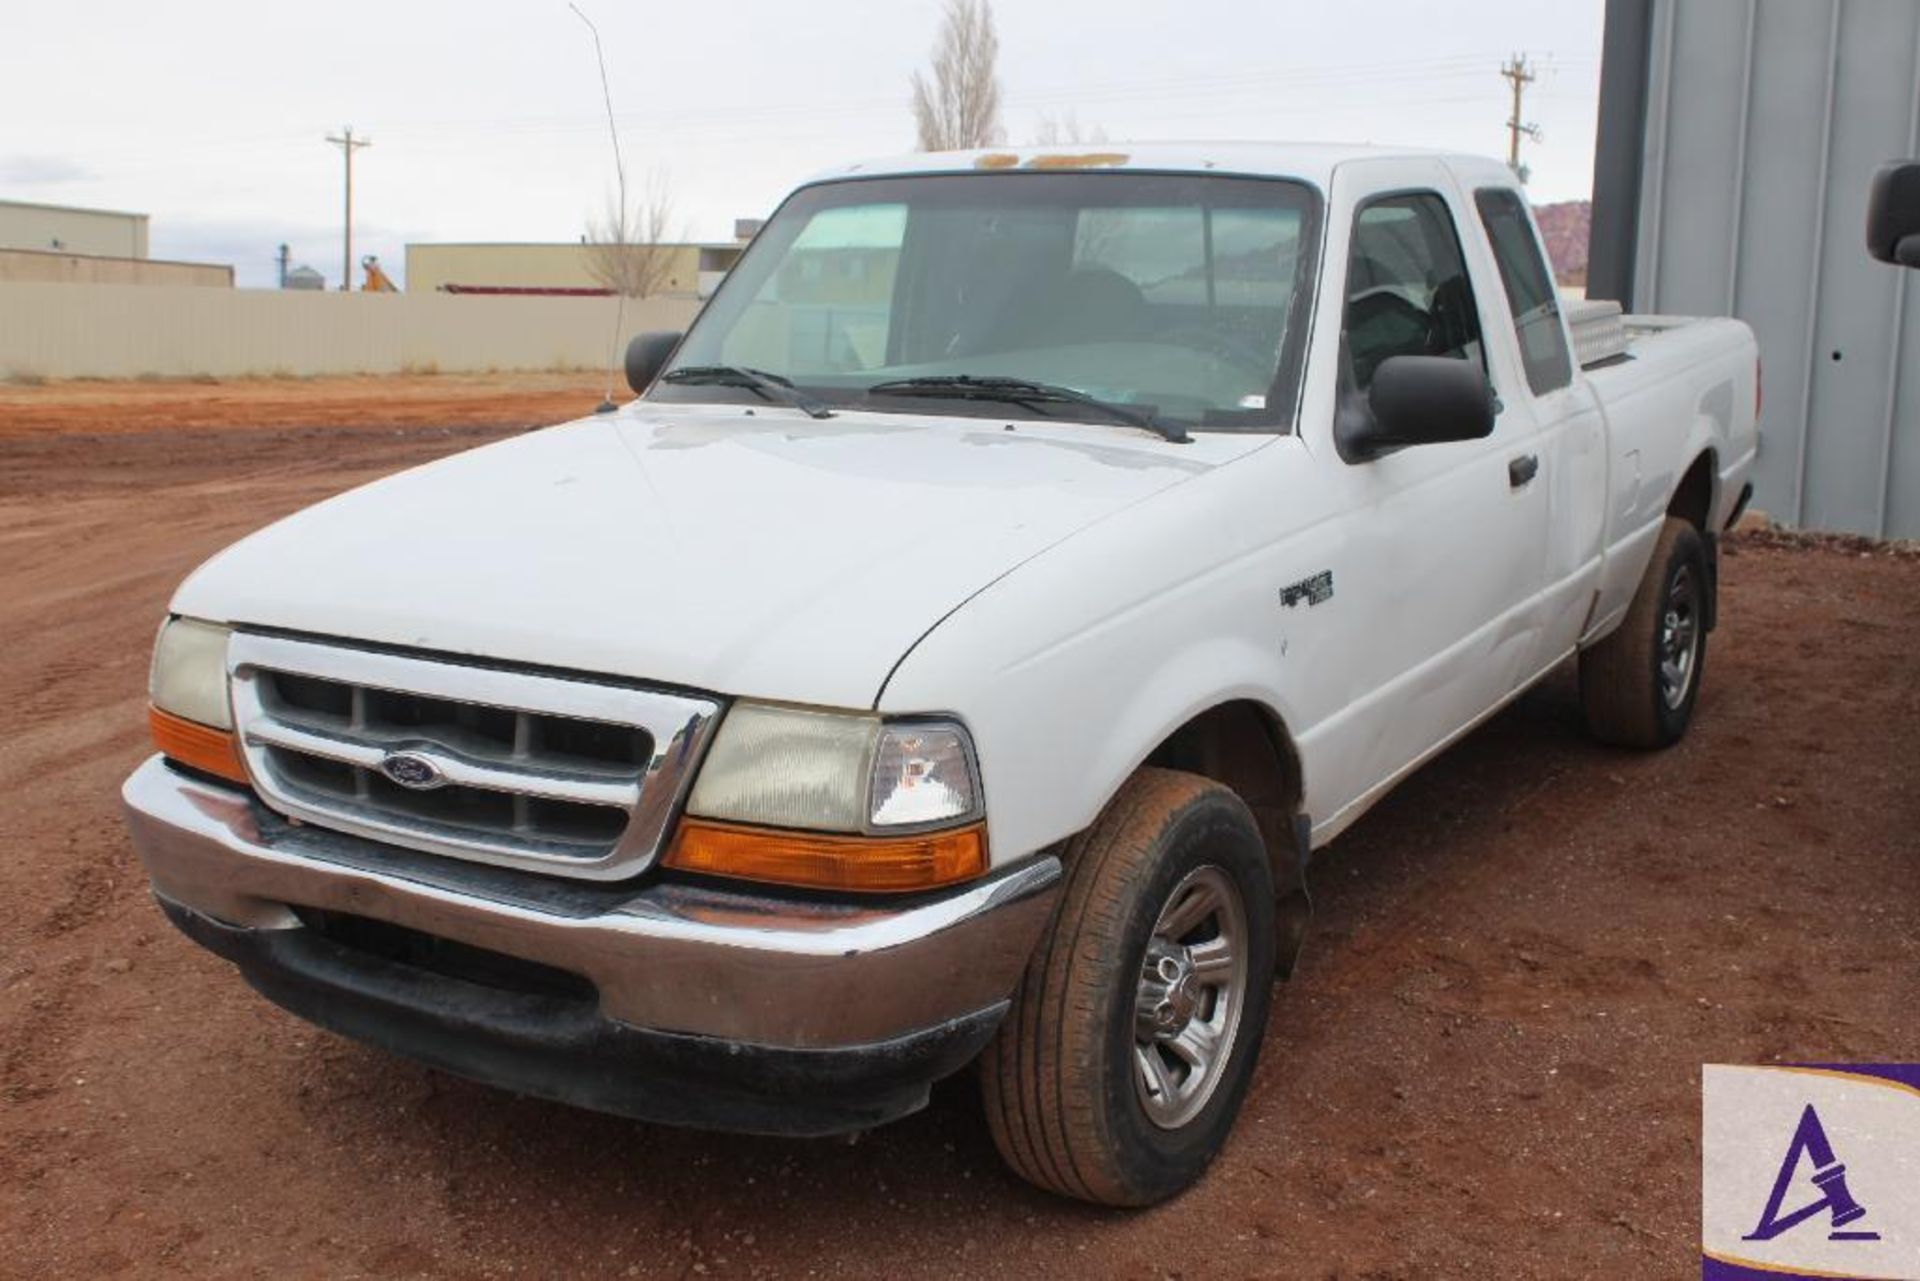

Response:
(1589, 0), (1920, 539)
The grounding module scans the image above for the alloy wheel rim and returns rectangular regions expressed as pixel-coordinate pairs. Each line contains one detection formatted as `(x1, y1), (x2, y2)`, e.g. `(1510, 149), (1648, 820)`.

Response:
(1659, 563), (1700, 710)
(1132, 864), (1249, 1130)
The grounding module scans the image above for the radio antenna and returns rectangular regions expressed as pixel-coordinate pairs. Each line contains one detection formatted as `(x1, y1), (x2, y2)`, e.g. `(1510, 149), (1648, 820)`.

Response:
(570, 2), (626, 414)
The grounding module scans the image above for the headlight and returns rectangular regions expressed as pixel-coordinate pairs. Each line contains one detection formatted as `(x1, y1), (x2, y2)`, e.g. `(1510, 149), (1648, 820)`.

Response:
(147, 616), (248, 785)
(150, 617), (234, 729)
(673, 703), (986, 892)
(686, 703), (982, 833)
(685, 703), (877, 831)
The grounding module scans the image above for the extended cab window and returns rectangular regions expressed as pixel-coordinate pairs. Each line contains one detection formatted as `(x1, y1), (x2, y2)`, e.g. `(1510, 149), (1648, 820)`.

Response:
(1342, 193), (1485, 390)
(1474, 187), (1573, 395)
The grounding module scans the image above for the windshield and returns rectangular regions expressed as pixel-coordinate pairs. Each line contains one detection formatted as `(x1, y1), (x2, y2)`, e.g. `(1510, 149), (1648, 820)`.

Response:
(651, 171), (1322, 433)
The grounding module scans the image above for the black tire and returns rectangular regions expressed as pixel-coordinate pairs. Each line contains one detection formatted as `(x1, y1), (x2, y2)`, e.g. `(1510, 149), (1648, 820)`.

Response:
(1579, 516), (1711, 748)
(981, 767), (1276, 1206)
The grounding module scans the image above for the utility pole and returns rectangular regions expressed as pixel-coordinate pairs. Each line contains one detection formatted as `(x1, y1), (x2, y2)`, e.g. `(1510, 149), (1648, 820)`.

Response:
(1500, 54), (1541, 184)
(325, 126), (372, 291)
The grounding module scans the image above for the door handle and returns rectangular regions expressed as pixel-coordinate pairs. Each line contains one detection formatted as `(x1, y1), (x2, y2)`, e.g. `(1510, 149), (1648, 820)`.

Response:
(1508, 453), (1539, 488)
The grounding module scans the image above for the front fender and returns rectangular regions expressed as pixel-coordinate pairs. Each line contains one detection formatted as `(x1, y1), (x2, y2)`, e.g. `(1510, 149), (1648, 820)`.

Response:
(875, 452), (1318, 874)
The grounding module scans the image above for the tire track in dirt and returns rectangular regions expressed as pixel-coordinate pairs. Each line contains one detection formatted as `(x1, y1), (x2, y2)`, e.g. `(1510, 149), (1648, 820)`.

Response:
(0, 399), (1914, 1279)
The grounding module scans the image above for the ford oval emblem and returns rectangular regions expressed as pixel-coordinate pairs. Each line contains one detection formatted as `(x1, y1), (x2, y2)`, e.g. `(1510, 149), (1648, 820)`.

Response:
(378, 750), (447, 791)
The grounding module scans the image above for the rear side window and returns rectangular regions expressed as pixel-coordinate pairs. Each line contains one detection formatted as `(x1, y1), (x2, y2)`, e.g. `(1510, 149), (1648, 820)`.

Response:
(1342, 192), (1485, 390)
(1474, 188), (1573, 395)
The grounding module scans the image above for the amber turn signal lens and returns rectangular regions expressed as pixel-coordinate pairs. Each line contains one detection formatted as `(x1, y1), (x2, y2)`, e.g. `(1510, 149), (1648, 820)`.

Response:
(665, 818), (988, 893)
(148, 704), (249, 786)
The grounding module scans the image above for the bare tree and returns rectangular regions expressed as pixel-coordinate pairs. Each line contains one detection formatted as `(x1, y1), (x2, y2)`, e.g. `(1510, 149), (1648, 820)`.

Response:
(584, 174), (680, 299)
(1031, 111), (1108, 146)
(910, 0), (1003, 151)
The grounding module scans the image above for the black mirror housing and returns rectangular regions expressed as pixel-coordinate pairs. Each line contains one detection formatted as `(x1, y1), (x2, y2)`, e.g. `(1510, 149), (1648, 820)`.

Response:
(1868, 161), (1920, 267)
(624, 331), (683, 395)
(1337, 355), (1497, 461)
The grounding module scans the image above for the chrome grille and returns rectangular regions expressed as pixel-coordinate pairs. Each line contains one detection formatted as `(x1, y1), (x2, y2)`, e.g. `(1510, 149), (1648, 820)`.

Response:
(228, 632), (722, 881)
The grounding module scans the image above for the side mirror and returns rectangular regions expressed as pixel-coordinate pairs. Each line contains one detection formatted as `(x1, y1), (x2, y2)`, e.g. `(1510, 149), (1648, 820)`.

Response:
(624, 331), (683, 394)
(1868, 161), (1920, 267)
(1337, 354), (1497, 462)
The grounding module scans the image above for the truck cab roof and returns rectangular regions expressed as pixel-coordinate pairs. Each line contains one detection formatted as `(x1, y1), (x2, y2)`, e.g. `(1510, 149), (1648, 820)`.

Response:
(806, 141), (1517, 192)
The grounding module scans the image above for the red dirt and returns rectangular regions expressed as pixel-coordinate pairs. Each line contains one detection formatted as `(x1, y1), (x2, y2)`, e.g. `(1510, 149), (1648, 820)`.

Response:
(1, 389), (1916, 1278)
(0, 372), (616, 439)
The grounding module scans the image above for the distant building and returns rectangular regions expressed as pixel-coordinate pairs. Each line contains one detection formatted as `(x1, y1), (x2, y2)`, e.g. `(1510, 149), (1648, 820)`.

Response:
(0, 248), (231, 287)
(406, 239), (748, 299)
(0, 198), (148, 258)
(0, 197), (232, 287)
(284, 264), (326, 291)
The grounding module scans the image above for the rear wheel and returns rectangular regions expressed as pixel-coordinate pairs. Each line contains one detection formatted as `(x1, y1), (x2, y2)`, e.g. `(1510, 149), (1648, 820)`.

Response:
(1579, 516), (1710, 748)
(981, 768), (1275, 1206)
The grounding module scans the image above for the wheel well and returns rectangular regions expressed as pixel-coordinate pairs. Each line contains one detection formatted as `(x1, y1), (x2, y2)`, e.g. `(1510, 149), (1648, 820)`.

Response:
(1144, 700), (1301, 829)
(1142, 700), (1311, 975)
(1669, 450), (1717, 530)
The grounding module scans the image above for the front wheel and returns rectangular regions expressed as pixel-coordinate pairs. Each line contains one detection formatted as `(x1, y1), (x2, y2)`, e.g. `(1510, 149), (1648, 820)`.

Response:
(981, 768), (1276, 1206)
(1579, 515), (1711, 748)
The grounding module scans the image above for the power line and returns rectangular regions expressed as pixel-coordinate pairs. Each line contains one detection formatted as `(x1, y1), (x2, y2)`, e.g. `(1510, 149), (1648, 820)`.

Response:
(332, 52), (1566, 141)
(40, 50), (1603, 172)
(39, 50), (1604, 215)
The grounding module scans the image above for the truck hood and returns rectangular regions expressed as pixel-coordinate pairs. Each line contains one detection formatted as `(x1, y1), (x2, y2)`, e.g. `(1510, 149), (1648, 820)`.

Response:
(173, 403), (1267, 708)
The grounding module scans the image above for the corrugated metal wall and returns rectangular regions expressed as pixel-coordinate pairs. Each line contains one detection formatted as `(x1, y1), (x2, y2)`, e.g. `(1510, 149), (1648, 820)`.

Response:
(0, 284), (698, 380)
(1624, 0), (1920, 538)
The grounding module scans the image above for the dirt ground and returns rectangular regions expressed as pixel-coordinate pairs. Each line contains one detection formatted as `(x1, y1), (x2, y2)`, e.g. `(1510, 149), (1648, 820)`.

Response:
(0, 371), (619, 439)
(1, 380), (1916, 1279)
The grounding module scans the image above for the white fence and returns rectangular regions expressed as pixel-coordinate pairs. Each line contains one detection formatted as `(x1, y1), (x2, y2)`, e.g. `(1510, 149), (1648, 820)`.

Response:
(0, 283), (702, 380)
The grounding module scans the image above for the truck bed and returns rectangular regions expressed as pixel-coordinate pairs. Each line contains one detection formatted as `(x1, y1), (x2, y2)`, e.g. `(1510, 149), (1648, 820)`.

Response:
(1562, 297), (1731, 372)
(1572, 302), (1760, 641)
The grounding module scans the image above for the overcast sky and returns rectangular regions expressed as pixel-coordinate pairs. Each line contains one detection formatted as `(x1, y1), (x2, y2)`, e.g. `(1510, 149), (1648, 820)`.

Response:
(1, 1), (1604, 289)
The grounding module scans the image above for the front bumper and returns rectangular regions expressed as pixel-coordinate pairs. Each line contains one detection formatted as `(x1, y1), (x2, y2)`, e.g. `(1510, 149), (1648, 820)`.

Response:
(122, 756), (1062, 1134)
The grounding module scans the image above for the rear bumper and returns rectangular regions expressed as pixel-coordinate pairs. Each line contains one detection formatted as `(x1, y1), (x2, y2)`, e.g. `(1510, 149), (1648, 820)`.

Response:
(122, 756), (1061, 1134)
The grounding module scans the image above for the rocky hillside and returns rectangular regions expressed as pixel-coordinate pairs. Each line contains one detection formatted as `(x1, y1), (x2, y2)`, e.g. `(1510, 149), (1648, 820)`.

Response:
(1533, 199), (1592, 287)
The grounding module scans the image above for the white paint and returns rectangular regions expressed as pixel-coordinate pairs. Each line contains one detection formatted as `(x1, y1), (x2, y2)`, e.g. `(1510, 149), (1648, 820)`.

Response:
(173, 404), (1262, 713)
(879, 151), (1757, 864)
(168, 148), (1758, 869)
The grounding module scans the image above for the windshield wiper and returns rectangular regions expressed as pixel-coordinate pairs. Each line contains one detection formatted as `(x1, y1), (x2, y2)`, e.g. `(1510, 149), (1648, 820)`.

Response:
(660, 365), (834, 419)
(864, 375), (1190, 443)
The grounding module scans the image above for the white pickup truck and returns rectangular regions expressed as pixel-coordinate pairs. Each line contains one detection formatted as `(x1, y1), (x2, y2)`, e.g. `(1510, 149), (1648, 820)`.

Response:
(124, 143), (1758, 1205)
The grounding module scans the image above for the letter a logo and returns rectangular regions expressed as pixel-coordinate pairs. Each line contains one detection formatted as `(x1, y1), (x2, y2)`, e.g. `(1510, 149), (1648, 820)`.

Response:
(1743, 1104), (1881, 1243)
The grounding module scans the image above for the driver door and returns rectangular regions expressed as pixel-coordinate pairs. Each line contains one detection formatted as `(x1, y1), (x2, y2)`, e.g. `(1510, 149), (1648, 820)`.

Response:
(1304, 173), (1550, 829)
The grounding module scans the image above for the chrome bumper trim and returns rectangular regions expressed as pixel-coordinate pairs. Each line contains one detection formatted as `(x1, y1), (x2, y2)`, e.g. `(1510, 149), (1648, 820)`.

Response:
(122, 756), (1061, 1049)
